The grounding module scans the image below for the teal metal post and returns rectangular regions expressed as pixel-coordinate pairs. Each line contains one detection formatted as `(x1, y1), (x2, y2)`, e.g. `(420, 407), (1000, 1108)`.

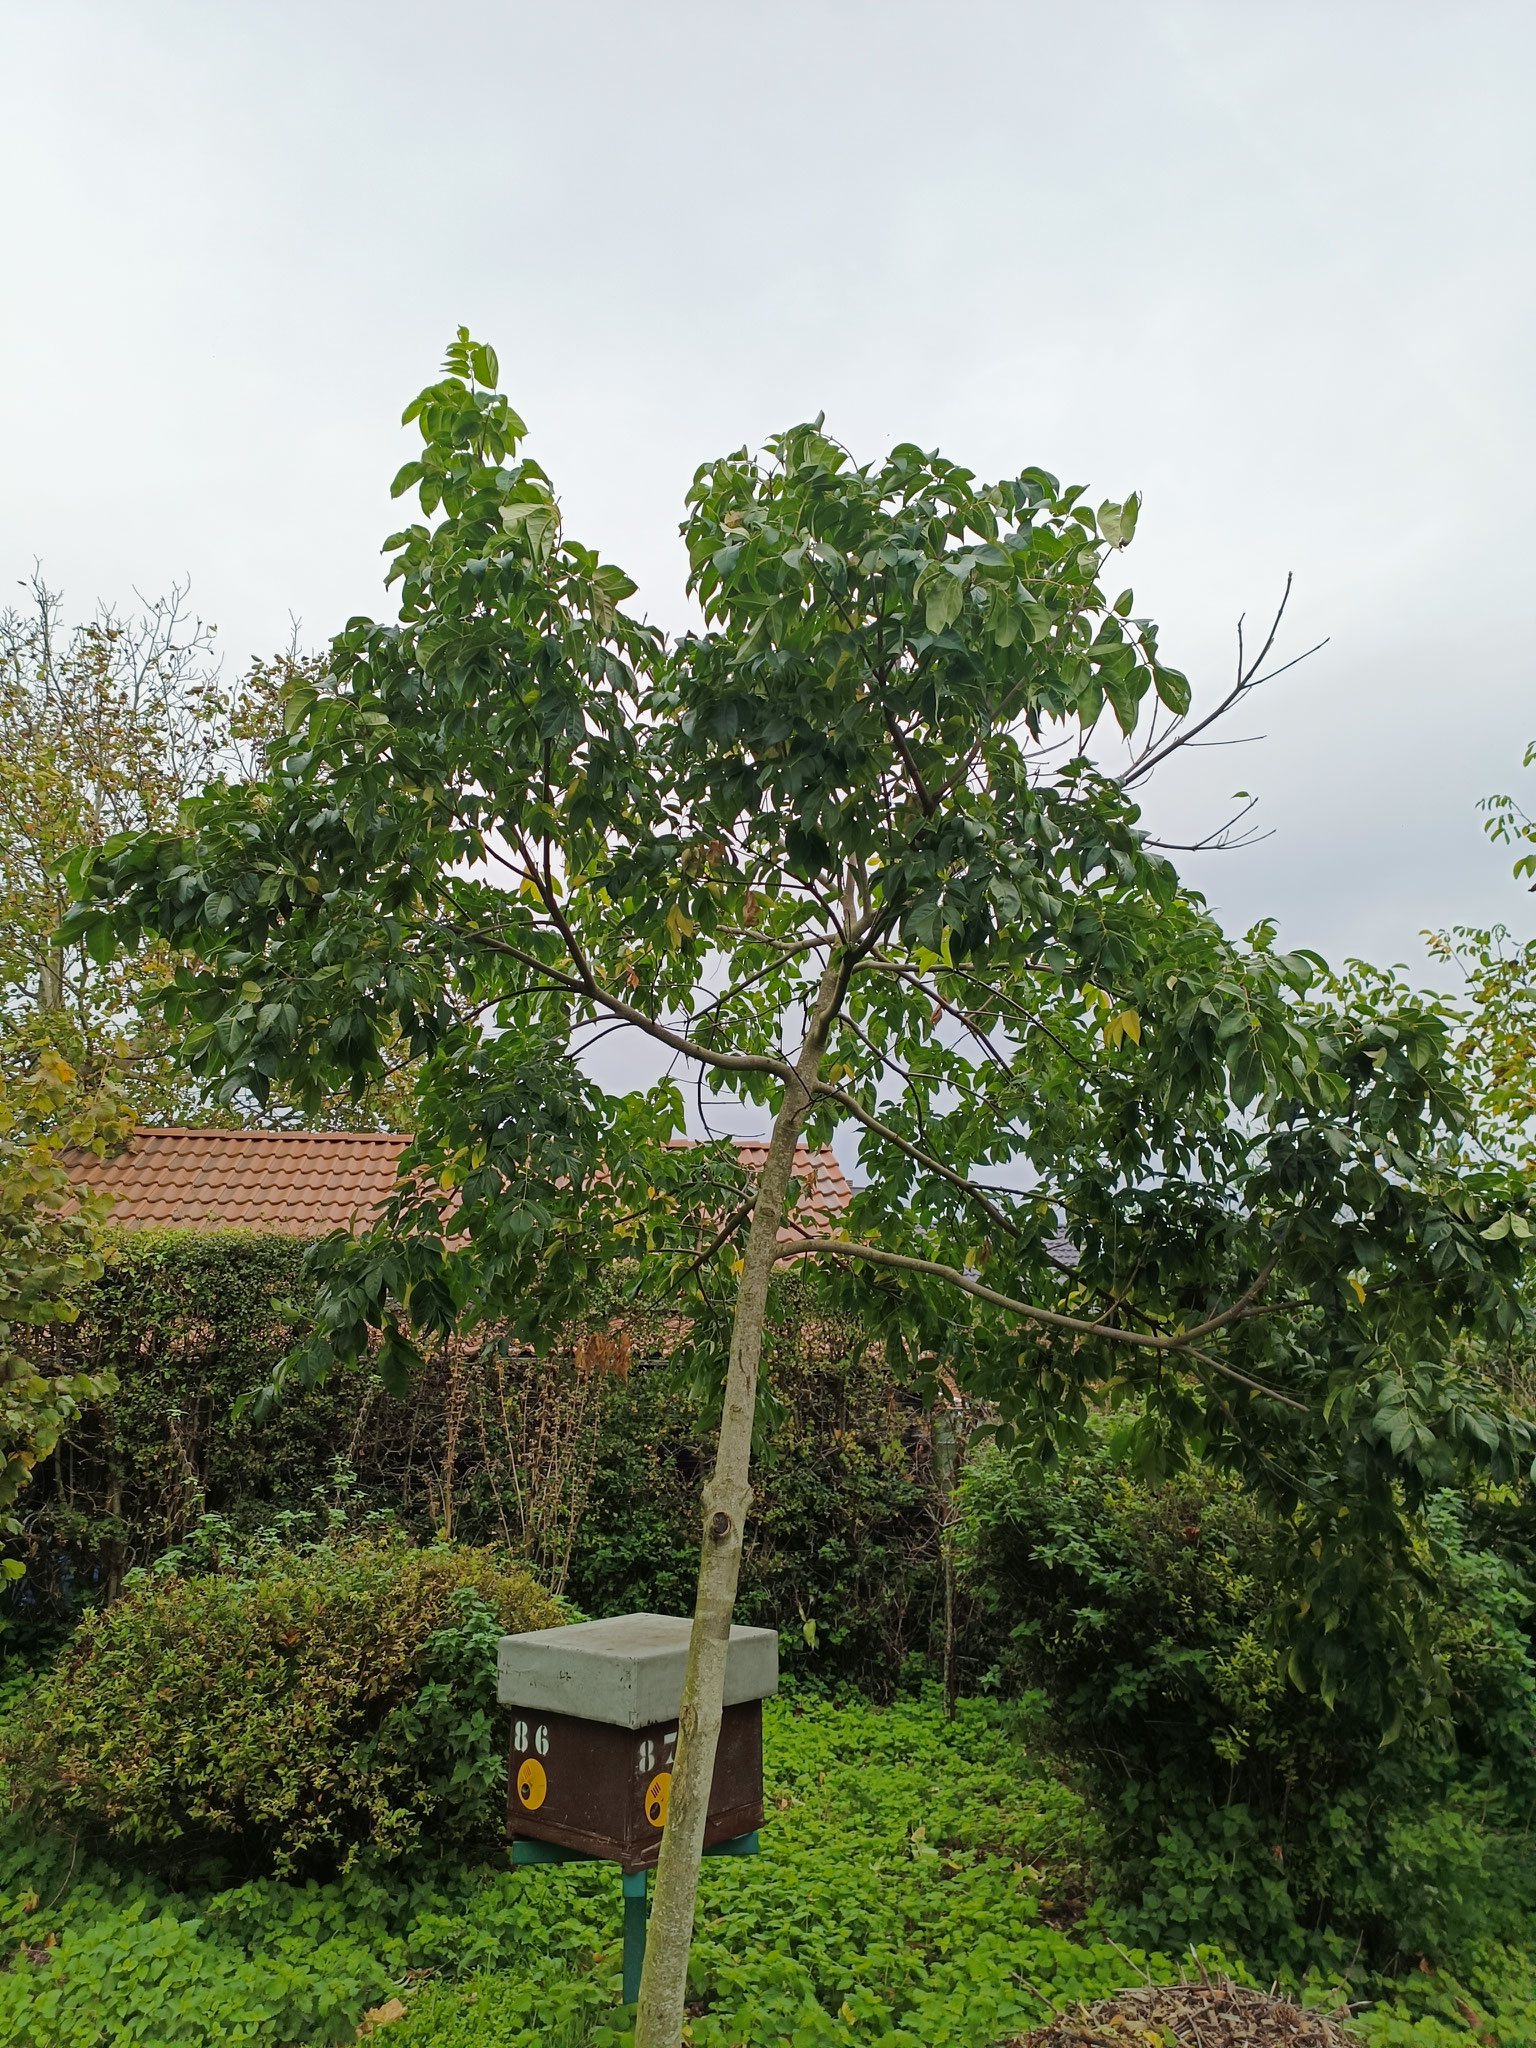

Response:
(621, 1868), (649, 2004)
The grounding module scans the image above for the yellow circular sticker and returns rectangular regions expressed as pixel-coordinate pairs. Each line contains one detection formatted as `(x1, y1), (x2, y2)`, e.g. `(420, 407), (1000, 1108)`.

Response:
(516, 1758), (547, 1811)
(644, 1770), (672, 1829)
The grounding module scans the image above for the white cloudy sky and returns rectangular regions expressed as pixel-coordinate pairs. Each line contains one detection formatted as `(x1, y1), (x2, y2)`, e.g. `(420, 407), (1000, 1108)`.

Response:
(3, 0), (1532, 995)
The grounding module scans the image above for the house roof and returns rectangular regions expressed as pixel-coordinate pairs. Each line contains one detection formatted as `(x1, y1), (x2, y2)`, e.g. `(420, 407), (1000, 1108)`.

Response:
(64, 1126), (854, 1239)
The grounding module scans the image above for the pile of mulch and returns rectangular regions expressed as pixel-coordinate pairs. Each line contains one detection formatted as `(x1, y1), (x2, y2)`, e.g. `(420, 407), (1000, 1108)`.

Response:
(1004, 1977), (1363, 2048)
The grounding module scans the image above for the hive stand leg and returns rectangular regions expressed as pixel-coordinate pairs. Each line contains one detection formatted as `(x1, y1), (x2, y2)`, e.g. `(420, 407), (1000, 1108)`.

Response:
(622, 1868), (649, 2005)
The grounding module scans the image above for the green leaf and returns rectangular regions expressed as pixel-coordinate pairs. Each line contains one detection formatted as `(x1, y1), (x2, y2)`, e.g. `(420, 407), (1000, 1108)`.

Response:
(283, 687), (318, 735)
(990, 601), (1020, 647)
(1153, 665), (1191, 717)
(925, 573), (964, 634)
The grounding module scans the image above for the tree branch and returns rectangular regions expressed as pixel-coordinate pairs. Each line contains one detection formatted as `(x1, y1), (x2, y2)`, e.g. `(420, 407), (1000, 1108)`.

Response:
(450, 923), (805, 1087)
(772, 1236), (1307, 1410)
(811, 1080), (1029, 1241)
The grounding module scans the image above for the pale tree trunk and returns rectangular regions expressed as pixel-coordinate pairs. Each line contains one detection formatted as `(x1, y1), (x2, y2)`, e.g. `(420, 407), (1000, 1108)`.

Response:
(38, 942), (65, 1015)
(635, 949), (846, 2048)
(931, 1400), (962, 1722)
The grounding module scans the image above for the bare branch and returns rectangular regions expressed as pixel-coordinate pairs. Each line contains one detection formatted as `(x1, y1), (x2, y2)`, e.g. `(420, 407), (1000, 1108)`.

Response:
(1146, 796), (1276, 855)
(1120, 576), (1327, 791)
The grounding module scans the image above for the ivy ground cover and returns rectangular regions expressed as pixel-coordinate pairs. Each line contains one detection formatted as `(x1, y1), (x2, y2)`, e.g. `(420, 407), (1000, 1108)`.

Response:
(1, 1693), (1526, 2047)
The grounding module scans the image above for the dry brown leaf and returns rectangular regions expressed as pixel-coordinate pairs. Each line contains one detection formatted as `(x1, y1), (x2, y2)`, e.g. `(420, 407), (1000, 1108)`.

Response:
(357, 1996), (408, 2036)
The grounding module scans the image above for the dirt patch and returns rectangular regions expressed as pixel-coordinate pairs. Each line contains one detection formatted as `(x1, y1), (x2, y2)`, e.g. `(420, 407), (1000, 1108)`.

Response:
(1003, 1977), (1362, 2048)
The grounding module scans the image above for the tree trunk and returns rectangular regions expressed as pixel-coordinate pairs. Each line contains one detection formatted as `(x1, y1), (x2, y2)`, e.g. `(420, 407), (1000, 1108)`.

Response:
(634, 953), (844, 2048)
(38, 941), (64, 1015)
(932, 1401), (959, 1722)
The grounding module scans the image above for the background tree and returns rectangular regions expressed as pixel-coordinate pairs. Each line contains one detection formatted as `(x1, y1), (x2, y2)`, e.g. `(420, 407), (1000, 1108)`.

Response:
(66, 334), (1533, 2046)
(1, 572), (255, 1116)
(1426, 746), (1536, 1178)
(0, 1049), (131, 1567)
(2, 574), (412, 1128)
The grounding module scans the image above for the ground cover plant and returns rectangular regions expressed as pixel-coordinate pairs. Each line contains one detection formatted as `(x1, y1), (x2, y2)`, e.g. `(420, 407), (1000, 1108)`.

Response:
(3, 1688), (1530, 2048)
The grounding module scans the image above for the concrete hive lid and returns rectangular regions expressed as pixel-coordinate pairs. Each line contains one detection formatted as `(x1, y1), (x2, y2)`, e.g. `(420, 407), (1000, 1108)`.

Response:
(497, 1612), (779, 1729)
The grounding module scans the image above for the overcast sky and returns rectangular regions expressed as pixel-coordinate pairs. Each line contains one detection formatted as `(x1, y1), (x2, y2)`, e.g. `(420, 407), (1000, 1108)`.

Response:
(3, 1), (1533, 1005)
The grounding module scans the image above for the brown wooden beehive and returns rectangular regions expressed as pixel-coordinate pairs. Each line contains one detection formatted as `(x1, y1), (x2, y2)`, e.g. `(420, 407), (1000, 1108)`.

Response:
(497, 1613), (778, 1873)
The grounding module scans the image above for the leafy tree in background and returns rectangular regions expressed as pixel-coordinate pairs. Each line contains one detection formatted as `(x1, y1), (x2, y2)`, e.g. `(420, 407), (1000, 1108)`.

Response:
(0, 572), (264, 1118)
(1428, 746), (1536, 1177)
(1, 575), (412, 1129)
(0, 1050), (131, 1564)
(66, 333), (1534, 2045)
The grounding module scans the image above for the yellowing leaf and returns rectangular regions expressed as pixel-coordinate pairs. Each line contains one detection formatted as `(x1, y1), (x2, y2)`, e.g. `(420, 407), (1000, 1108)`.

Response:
(1348, 1276), (1366, 1306)
(1104, 1008), (1141, 1049)
(359, 1998), (408, 2035)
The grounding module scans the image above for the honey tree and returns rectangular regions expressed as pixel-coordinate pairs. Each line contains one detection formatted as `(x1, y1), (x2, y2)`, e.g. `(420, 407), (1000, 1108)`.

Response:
(67, 334), (1532, 2044)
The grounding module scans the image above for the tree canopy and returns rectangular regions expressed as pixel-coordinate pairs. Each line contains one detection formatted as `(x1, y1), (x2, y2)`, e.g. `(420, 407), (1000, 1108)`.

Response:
(1, 572), (414, 1129)
(64, 330), (1536, 2042)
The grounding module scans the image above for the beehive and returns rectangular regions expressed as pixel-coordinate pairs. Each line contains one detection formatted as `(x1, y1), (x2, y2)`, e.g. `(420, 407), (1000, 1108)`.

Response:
(497, 1612), (778, 1871)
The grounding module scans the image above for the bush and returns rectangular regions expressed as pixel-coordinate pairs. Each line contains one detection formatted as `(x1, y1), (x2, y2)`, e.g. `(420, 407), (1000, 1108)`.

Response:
(0, 1529), (560, 1876)
(959, 1431), (1536, 1980)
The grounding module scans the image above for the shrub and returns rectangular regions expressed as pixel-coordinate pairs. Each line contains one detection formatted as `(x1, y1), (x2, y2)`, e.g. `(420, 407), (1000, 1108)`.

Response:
(959, 1431), (1536, 1980)
(0, 1530), (560, 1876)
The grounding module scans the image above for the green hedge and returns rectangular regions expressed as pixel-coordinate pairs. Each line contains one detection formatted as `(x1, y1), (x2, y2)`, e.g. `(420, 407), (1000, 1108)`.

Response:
(9, 1232), (945, 1691)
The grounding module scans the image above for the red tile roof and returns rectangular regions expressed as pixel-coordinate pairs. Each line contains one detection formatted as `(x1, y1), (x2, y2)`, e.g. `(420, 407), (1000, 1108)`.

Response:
(729, 1140), (853, 1240)
(64, 1127), (410, 1236)
(65, 1127), (852, 1239)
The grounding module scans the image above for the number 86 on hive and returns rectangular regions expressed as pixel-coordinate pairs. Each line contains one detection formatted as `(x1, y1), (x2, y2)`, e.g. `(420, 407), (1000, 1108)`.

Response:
(511, 1717), (551, 1810)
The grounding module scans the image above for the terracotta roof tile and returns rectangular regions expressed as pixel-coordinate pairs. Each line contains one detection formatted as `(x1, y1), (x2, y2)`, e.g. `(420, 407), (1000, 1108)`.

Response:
(62, 1127), (409, 1236)
(64, 1128), (853, 1240)
(728, 1140), (854, 1241)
